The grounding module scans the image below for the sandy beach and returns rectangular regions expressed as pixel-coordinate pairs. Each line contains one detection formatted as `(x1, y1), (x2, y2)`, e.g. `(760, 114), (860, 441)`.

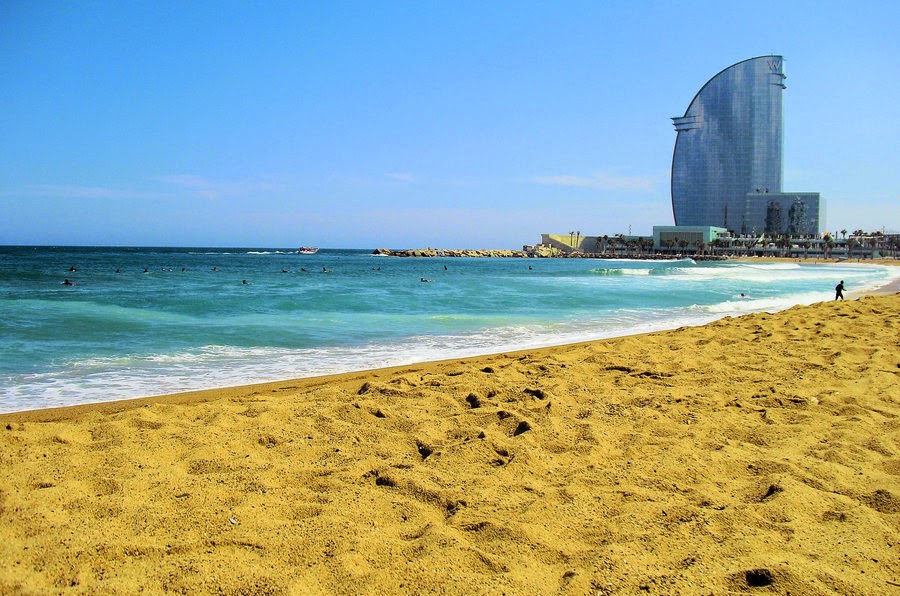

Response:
(1, 287), (898, 594)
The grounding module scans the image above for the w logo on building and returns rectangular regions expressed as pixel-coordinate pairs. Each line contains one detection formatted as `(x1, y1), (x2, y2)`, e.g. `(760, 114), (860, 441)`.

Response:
(767, 59), (782, 72)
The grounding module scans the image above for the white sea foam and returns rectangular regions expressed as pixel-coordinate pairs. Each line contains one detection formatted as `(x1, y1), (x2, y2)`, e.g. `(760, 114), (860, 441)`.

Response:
(598, 258), (696, 264)
(664, 263), (876, 285)
(0, 303), (751, 413)
(693, 291), (828, 314)
(590, 268), (652, 276)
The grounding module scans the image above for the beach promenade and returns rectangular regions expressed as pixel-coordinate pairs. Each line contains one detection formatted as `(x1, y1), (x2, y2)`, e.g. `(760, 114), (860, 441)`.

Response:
(1, 284), (898, 593)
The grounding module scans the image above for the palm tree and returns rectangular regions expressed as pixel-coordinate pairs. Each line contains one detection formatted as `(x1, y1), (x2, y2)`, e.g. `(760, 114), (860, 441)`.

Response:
(824, 234), (834, 259)
(576, 231), (581, 251)
(802, 240), (811, 259)
(695, 241), (706, 257)
(847, 238), (858, 260)
(840, 229), (847, 240)
(780, 235), (793, 257)
(664, 238), (676, 256)
(678, 239), (689, 255)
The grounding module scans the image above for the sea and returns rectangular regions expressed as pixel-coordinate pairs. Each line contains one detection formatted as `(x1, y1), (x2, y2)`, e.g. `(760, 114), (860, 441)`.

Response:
(1, 246), (897, 414)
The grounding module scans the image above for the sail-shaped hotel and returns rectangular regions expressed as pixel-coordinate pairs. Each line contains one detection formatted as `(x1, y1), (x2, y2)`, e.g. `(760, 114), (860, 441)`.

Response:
(669, 55), (822, 236)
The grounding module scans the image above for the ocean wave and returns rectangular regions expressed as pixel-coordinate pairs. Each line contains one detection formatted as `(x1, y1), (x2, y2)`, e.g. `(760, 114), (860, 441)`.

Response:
(596, 258), (696, 265)
(590, 268), (651, 276)
(688, 291), (828, 314)
(741, 262), (802, 270)
(660, 264), (877, 284)
(0, 304), (761, 413)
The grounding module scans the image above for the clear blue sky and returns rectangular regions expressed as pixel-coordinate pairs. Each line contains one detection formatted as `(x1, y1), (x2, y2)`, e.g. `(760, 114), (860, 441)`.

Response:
(2, 1), (898, 248)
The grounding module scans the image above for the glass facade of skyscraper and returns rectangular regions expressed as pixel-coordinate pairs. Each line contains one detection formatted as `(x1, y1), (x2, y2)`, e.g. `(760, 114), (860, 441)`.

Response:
(743, 192), (824, 236)
(671, 56), (787, 233)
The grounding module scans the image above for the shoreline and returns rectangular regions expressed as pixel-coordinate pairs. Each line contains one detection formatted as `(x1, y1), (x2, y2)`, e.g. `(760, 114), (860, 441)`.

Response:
(3, 259), (899, 420)
(1, 292), (897, 593)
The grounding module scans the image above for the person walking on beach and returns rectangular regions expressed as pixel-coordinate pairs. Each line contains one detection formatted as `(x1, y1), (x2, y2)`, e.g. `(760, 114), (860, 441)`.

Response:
(835, 280), (845, 300)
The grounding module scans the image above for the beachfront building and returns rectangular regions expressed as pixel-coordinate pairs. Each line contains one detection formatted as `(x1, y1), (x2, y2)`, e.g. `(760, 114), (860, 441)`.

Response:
(671, 55), (824, 235)
(652, 226), (727, 251)
(536, 233), (655, 257)
(743, 191), (824, 236)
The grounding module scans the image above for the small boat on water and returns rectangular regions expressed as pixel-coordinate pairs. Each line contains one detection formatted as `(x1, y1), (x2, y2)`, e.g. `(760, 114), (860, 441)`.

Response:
(297, 247), (319, 254)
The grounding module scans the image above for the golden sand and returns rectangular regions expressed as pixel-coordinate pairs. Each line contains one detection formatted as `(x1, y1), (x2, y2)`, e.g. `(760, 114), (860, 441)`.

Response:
(1, 293), (898, 594)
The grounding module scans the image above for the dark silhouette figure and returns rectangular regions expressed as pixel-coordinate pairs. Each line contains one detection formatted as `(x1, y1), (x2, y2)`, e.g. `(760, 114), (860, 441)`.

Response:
(835, 280), (845, 300)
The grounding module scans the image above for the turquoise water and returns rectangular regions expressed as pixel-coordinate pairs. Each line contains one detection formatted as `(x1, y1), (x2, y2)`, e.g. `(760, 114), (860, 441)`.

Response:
(1, 246), (896, 413)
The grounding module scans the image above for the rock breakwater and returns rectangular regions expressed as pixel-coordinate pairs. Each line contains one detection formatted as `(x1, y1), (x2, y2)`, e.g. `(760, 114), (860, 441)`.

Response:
(372, 248), (529, 258)
(372, 248), (728, 260)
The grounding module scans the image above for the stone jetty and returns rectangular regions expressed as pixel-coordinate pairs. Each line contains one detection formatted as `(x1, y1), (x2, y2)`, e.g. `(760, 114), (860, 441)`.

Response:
(372, 248), (530, 258)
(372, 247), (728, 260)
